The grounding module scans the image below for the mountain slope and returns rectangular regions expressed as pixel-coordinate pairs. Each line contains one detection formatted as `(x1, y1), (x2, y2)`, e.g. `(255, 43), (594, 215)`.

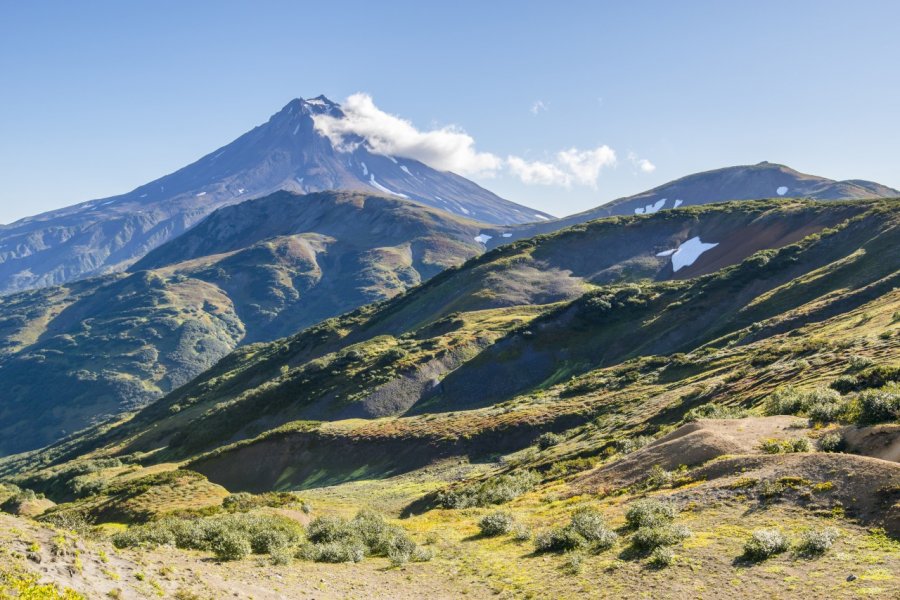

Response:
(21, 197), (892, 468)
(0, 96), (549, 295)
(495, 162), (899, 245)
(0, 191), (495, 456)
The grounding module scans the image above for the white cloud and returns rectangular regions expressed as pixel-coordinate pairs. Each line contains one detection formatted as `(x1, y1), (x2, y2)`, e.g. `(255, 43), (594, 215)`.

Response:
(556, 146), (617, 186)
(628, 151), (656, 173)
(507, 156), (569, 186)
(507, 146), (617, 187)
(530, 100), (548, 115)
(312, 93), (502, 177)
(313, 93), (620, 187)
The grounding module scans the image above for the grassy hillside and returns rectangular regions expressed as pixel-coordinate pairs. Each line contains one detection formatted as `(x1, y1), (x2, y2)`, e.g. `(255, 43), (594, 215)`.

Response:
(1, 197), (898, 598)
(0, 191), (490, 455)
(25, 198), (881, 465)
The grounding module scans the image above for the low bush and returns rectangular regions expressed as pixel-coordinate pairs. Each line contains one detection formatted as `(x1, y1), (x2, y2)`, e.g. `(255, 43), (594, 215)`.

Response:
(857, 388), (900, 424)
(648, 546), (675, 567)
(830, 375), (858, 394)
(765, 387), (845, 422)
(478, 511), (515, 537)
(759, 437), (811, 454)
(796, 527), (839, 555)
(684, 404), (749, 421)
(818, 431), (845, 453)
(615, 436), (654, 455)
(625, 499), (676, 529)
(113, 512), (303, 561)
(211, 530), (251, 561)
(511, 523), (532, 542)
(301, 509), (428, 566)
(436, 470), (540, 508)
(536, 432), (564, 450)
(534, 526), (587, 553)
(632, 524), (691, 551)
(534, 507), (617, 553)
(743, 529), (789, 560)
(569, 507), (617, 550)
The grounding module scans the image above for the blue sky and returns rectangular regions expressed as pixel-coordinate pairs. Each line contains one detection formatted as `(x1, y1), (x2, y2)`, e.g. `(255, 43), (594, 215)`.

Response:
(1, 0), (898, 223)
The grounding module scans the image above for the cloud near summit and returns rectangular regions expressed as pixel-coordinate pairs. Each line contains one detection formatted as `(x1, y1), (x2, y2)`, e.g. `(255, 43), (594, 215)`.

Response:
(313, 93), (645, 188)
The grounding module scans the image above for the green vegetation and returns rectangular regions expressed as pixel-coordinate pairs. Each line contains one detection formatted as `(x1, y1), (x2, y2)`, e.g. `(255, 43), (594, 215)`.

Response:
(797, 527), (840, 556)
(477, 511), (515, 536)
(112, 512), (303, 560)
(743, 529), (790, 560)
(534, 507), (617, 553)
(436, 470), (540, 508)
(301, 509), (430, 566)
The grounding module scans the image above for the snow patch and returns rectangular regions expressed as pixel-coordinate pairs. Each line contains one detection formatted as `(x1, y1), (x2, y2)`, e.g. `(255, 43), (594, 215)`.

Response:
(361, 162), (368, 176)
(369, 174), (409, 198)
(195, 192), (207, 197)
(474, 233), (493, 244)
(776, 186), (788, 196)
(400, 165), (416, 179)
(238, 188), (246, 194)
(292, 124), (300, 136)
(673, 199), (683, 208)
(139, 194), (148, 198)
(634, 207), (645, 215)
(387, 156), (398, 164)
(658, 236), (719, 272)
(502, 233), (512, 238)
(534, 214), (549, 220)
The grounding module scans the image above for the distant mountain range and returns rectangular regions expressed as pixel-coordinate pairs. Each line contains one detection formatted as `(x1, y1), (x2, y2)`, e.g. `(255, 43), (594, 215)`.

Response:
(0, 96), (551, 295)
(498, 162), (899, 243)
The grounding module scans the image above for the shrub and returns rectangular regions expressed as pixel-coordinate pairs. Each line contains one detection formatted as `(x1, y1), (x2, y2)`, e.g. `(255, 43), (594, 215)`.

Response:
(648, 546), (675, 567)
(536, 432), (564, 450)
(857, 388), (900, 424)
(511, 523), (532, 542)
(211, 530), (251, 561)
(855, 365), (900, 390)
(766, 387), (842, 420)
(791, 438), (811, 453)
(632, 524), (691, 551)
(818, 431), (845, 453)
(478, 512), (515, 536)
(625, 499), (676, 529)
(437, 470), (540, 508)
(615, 436), (654, 454)
(269, 545), (294, 566)
(743, 529), (789, 560)
(309, 541), (365, 563)
(830, 375), (859, 394)
(760, 437), (810, 454)
(796, 527), (840, 555)
(848, 355), (875, 371)
(534, 526), (586, 553)
(684, 404), (749, 421)
(301, 509), (424, 566)
(306, 516), (352, 544)
(643, 465), (673, 489)
(569, 507), (617, 550)
(411, 546), (434, 563)
(111, 512), (303, 559)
